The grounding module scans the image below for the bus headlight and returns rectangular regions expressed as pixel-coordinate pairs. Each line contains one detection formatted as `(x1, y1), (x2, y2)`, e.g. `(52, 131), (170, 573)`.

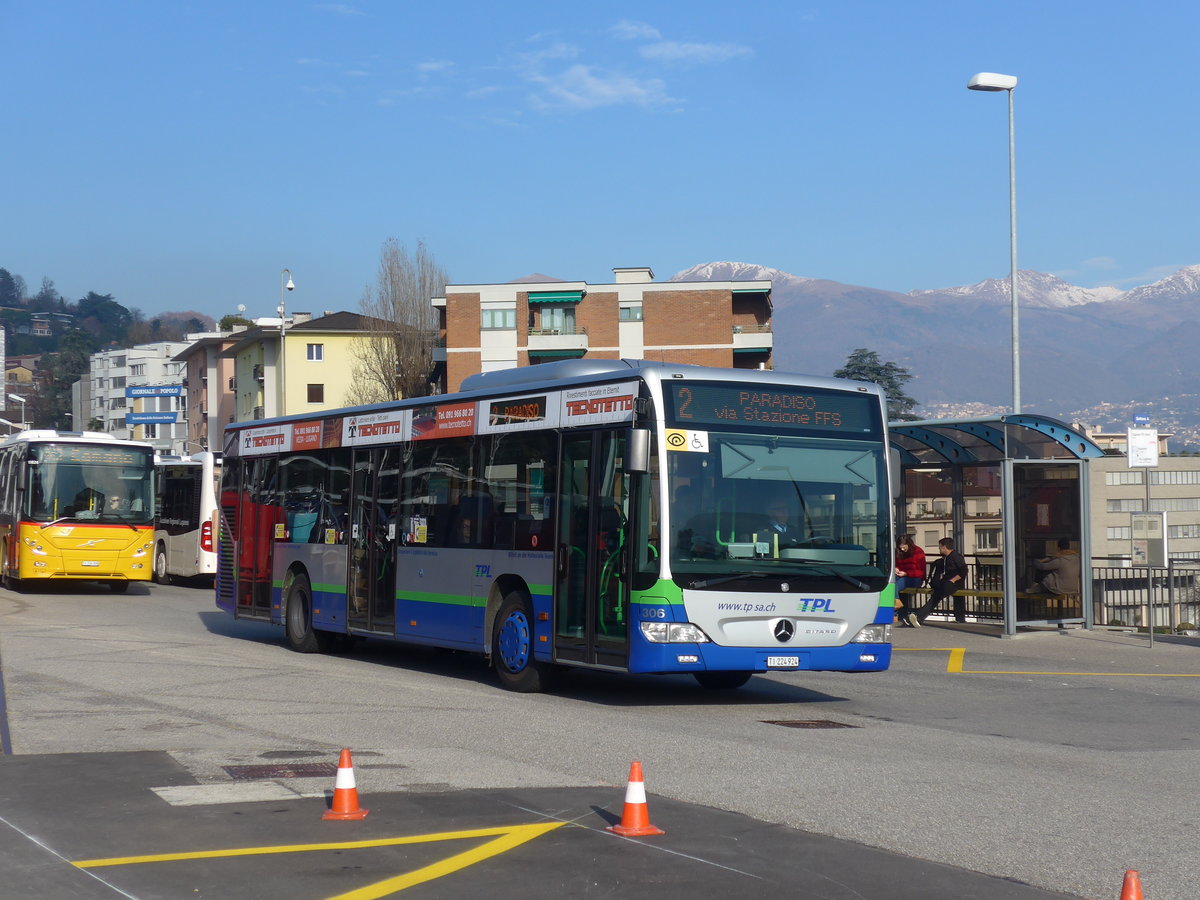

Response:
(640, 622), (710, 643)
(851, 624), (891, 644)
(22, 538), (47, 556)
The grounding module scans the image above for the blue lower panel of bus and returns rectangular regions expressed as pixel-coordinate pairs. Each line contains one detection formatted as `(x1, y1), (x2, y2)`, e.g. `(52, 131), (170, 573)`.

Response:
(629, 640), (891, 674)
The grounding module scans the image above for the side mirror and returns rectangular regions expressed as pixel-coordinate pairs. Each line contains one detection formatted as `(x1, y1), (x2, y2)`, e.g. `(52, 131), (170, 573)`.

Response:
(626, 428), (650, 474)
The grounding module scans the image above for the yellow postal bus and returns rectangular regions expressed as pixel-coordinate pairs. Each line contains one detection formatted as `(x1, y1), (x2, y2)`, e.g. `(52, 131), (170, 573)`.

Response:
(0, 430), (156, 591)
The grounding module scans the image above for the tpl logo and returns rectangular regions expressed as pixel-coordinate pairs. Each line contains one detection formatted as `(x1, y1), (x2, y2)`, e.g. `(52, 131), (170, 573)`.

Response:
(796, 598), (836, 614)
(474, 565), (491, 578)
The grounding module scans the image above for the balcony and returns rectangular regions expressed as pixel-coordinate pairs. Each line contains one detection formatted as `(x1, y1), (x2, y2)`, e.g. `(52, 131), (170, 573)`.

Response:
(527, 325), (588, 359)
(732, 323), (773, 353)
(252, 405), (265, 420)
(253, 363), (264, 383)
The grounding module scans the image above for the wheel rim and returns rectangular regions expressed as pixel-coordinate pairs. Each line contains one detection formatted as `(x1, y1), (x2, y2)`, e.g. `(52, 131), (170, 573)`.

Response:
(497, 609), (531, 673)
(155, 548), (167, 580)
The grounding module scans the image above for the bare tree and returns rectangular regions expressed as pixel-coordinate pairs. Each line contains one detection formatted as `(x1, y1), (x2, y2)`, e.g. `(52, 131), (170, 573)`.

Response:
(345, 239), (447, 405)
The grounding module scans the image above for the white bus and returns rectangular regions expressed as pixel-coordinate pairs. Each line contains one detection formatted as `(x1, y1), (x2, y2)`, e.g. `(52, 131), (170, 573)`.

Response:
(154, 451), (220, 583)
(217, 360), (895, 691)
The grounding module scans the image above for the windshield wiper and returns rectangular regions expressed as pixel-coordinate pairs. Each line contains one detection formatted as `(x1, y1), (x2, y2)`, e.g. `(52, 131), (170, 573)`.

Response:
(690, 571), (780, 589)
(783, 557), (871, 590)
(690, 562), (869, 592)
(103, 512), (139, 531)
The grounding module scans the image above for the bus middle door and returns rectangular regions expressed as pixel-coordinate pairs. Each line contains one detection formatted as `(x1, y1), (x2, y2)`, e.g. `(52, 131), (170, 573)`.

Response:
(554, 430), (630, 670)
(347, 448), (398, 635)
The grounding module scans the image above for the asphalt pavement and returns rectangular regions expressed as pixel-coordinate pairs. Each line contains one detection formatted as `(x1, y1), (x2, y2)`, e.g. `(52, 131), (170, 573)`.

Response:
(0, 750), (1083, 900)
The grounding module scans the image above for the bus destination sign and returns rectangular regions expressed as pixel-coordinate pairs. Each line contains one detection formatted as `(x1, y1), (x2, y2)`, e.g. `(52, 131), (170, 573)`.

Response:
(488, 395), (548, 428)
(668, 382), (877, 433)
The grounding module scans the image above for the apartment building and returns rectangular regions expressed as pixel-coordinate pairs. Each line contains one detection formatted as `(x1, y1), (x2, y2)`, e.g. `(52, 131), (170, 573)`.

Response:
(79, 341), (188, 451)
(434, 266), (773, 393)
(173, 331), (238, 453)
(219, 311), (380, 421)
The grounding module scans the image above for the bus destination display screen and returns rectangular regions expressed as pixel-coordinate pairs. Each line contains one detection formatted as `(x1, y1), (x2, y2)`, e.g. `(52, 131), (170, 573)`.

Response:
(33, 444), (152, 467)
(488, 395), (548, 427)
(667, 382), (879, 434)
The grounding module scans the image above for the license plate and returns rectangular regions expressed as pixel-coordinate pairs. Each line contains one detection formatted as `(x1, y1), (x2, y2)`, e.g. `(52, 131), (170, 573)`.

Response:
(81, 560), (100, 567)
(767, 656), (800, 668)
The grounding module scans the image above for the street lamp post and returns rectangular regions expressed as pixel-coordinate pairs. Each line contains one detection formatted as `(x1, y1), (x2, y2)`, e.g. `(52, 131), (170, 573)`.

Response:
(277, 269), (295, 416)
(7, 393), (28, 430)
(968, 71), (1020, 414)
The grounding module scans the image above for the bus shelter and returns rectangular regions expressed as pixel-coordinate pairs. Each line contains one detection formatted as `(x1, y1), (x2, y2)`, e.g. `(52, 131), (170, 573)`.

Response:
(888, 416), (1105, 635)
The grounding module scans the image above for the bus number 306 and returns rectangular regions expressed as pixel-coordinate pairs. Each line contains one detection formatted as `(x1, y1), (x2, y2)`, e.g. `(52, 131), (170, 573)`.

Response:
(640, 607), (667, 619)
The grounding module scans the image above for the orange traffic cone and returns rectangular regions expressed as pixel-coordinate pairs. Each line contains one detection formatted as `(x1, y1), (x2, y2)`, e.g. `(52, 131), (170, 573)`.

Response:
(323, 748), (368, 820)
(606, 761), (664, 836)
(1120, 869), (1144, 900)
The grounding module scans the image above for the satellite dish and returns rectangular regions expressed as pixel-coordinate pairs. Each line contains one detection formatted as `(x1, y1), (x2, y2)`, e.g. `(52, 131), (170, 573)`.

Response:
(237, 304), (246, 314)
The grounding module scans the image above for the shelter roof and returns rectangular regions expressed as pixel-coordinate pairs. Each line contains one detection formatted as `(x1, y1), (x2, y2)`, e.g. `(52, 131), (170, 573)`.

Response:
(888, 414), (1105, 466)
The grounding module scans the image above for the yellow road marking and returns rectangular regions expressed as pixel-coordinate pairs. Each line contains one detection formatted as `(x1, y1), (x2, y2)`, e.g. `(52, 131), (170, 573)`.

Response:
(74, 822), (564, 898)
(895, 647), (1200, 677)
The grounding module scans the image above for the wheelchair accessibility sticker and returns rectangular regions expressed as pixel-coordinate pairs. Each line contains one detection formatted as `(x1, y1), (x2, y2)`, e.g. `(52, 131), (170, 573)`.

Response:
(665, 429), (709, 453)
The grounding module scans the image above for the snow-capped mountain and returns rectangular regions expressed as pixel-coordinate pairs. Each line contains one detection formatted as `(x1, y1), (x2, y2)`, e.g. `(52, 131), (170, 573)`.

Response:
(909, 271), (1124, 308)
(667, 260), (1200, 433)
(1120, 264), (1200, 305)
(671, 261), (813, 293)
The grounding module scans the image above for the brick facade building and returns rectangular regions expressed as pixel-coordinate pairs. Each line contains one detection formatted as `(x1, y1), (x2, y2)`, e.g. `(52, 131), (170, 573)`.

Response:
(432, 266), (772, 393)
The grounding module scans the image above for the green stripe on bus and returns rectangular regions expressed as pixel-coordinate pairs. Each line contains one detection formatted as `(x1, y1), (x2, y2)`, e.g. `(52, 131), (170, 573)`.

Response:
(404, 591), (485, 608)
(272, 580), (345, 595)
(881, 582), (896, 607)
(632, 579), (684, 605)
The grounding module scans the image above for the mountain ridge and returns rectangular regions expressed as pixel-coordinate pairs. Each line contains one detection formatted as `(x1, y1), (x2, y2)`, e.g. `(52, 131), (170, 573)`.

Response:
(668, 260), (1200, 446)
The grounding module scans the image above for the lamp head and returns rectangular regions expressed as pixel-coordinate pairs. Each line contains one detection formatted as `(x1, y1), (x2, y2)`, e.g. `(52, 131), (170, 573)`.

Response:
(285, 277), (295, 292)
(968, 72), (1018, 92)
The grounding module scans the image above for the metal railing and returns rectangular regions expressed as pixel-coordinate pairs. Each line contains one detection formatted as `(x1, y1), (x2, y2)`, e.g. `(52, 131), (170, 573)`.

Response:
(528, 325), (588, 336)
(1091, 560), (1200, 631)
(900, 555), (1200, 632)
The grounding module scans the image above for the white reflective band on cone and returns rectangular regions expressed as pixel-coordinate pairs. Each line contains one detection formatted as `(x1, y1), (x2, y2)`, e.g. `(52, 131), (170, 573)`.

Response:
(624, 780), (647, 804)
(334, 768), (356, 789)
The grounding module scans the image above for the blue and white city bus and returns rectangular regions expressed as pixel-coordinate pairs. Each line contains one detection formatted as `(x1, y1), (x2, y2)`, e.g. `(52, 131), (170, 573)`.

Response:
(216, 360), (894, 691)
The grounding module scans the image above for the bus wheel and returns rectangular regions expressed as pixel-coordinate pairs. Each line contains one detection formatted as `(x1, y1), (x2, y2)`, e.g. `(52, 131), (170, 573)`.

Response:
(153, 543), (169, 584)
(693, 671), (752, 690)
(285, 573), (331, 653)
(110, 581), (130, 593)
(2, 546), (20, 592)
(493, 592), (554, 693)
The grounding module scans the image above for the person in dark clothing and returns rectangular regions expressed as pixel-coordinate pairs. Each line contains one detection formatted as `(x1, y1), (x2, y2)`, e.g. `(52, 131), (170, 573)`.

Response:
(907, 537), (968, 626)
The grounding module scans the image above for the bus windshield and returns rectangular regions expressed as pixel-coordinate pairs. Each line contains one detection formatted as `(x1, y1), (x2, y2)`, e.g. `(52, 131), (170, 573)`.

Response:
(667, 431), (889, 591)
(24, 443), (155, 526)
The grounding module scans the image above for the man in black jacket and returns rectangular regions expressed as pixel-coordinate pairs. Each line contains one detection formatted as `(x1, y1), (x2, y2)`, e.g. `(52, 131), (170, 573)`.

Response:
(907, 537), (968, 626)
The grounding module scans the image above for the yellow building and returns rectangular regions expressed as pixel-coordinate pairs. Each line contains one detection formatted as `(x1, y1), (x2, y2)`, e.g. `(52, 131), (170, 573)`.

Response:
(220, 311), (383, 421)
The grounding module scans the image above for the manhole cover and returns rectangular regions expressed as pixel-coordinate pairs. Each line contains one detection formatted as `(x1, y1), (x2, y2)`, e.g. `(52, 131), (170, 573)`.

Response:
(223, 763), (338, 780)
(760, 719), (858, 729)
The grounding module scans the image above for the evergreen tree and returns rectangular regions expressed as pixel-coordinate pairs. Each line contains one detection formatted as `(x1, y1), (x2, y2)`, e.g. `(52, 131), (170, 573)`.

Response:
(834, 348), (920, 421)
(0, 268), (25, 307)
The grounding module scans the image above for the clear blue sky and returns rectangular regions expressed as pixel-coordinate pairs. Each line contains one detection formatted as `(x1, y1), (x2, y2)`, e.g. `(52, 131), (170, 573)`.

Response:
(4, 1), (1198, 320)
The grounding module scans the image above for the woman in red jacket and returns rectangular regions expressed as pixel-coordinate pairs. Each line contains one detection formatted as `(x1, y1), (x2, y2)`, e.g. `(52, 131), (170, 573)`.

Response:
(894, 534), (926, 623)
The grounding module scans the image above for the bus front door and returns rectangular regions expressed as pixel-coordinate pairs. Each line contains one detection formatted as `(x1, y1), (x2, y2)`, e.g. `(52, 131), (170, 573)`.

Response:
(555, 430), (630, 669)
(347, 448), (398, 635)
